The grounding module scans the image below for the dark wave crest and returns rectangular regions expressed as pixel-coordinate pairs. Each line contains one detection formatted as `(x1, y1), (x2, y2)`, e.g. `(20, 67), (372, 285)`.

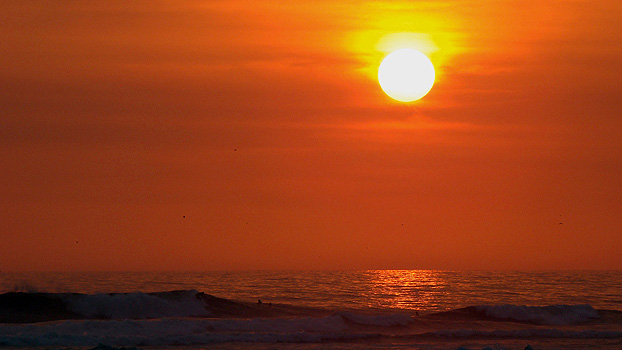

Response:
(431, 304), (602, 325)
(0, 290), (297, 323)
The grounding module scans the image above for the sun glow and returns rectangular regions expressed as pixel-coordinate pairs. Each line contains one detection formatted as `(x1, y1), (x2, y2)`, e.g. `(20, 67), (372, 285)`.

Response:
(378, 48), (435, 102)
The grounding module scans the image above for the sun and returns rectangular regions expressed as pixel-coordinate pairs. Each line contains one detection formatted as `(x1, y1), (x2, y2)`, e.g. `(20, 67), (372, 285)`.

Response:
(378, 48), (435, 102)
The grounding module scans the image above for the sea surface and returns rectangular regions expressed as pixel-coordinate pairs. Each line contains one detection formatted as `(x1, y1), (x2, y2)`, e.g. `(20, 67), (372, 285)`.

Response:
(0, 270), (620, 350)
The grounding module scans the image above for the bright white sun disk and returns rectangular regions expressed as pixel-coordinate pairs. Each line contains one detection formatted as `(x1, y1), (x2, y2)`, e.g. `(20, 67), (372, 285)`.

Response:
(378, 48), (435, 102)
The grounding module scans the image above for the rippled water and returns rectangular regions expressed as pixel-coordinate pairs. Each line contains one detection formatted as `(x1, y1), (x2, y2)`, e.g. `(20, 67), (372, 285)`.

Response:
(2, 270), (621, 312)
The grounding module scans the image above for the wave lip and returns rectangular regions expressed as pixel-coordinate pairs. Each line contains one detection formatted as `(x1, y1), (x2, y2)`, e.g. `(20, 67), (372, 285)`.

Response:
(465, 304), (600, 325)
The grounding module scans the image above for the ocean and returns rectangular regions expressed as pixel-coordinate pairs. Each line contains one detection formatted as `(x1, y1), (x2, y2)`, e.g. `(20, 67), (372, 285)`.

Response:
(0, 270), (620, 350)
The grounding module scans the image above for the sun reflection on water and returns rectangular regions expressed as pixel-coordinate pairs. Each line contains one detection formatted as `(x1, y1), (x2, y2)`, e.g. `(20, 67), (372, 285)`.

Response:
(361, 270), (449, 311)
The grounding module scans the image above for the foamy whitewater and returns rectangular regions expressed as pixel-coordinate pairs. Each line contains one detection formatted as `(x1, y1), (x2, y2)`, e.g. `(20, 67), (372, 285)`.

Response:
(0, 270), (620, 350)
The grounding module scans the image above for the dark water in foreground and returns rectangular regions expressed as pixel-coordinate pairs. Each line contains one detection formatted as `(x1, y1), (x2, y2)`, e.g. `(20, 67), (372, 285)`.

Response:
(0, 270), (620, 350)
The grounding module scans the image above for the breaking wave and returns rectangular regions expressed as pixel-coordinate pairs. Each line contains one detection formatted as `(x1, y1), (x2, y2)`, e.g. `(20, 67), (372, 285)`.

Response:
(0, 290), (216, 323)
(0, 291), (620, 348)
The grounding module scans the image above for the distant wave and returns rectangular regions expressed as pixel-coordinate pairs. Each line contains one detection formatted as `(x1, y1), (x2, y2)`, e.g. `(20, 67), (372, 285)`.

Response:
(435, 304), (600, 325)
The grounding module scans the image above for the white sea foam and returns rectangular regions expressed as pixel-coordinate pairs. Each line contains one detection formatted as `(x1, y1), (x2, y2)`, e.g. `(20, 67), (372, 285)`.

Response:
(207, 314), (348, 332)
(430, 328), (622, 339)
(339, 312), (413, 326)
(0, 318), (376, 347)
(1, 316), (620, 348)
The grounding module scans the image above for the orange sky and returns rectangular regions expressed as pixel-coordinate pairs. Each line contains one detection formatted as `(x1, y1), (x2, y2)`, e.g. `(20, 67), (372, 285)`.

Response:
(1, 1), (621, 271)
